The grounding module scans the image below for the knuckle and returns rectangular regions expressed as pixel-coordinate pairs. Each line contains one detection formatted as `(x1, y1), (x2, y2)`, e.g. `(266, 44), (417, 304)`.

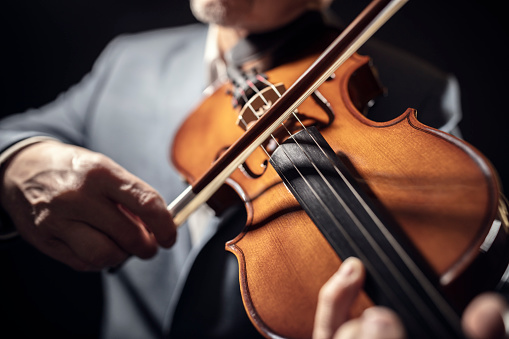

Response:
(74, 153), (119, 186)
(140, 191), (164, 210)
(73, 151), (109, 171)
(122, 183), (162, 210)
(80, 162), (110, 183)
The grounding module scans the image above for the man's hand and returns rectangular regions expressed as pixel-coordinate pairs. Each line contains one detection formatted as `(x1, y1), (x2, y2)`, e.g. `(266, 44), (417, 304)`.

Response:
(0, 141), (176, 271)
(313, 257), (508, 339)
(313, 257), (405, 339)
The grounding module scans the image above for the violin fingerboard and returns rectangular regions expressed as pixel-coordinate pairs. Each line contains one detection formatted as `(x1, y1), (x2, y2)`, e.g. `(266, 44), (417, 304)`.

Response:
(269, 126), (465, 339)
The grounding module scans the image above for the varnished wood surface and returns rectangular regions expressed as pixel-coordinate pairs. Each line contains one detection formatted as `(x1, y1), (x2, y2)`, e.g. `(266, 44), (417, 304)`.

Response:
(171, 53), (504, 338)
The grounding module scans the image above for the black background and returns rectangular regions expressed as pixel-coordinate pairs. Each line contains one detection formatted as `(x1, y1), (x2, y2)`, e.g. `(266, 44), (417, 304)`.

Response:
(2, 0), (508, 190)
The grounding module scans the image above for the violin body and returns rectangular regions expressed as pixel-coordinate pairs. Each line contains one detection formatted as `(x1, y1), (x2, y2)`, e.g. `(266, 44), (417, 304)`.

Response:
(171, 52), (509, 338)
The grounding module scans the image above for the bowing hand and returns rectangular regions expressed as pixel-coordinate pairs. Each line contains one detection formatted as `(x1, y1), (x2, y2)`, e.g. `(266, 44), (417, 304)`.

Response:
(0, 141), (176, 271)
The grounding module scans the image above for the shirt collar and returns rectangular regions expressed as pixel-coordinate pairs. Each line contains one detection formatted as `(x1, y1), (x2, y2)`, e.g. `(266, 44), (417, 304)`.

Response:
(203, 24), (228, 88)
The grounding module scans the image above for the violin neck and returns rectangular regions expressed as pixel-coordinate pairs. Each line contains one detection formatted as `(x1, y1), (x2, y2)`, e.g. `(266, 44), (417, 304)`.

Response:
(270, 126), (466, 338)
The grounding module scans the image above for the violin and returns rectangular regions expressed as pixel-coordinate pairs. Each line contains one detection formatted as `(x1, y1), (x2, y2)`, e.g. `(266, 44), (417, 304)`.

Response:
(169, 0), (509, 338)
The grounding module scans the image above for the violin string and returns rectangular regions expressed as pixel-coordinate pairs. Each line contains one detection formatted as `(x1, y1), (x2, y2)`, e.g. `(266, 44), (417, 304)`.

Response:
(256, 74), (424, 271)
(273, 142), (457, 335)
(249, 74), (461, 333)
(235, 83), (412, 319)
(246, 79), (418, 281)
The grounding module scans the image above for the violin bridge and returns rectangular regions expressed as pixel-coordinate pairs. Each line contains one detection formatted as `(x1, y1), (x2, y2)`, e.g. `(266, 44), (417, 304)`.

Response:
(236, 83), (287, 130)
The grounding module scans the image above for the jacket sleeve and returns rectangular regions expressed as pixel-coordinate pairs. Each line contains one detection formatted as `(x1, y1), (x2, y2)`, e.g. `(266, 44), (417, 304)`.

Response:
(0, 36), (127, 240)
(0, 36), (128, 152)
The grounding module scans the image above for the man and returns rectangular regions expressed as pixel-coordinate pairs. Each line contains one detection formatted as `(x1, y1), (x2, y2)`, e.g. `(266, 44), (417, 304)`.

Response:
(0, 0), (505, 338)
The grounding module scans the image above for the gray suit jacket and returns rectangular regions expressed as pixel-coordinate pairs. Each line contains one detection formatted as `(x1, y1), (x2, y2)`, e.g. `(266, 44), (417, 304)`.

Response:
(0, 20), (461, 338)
